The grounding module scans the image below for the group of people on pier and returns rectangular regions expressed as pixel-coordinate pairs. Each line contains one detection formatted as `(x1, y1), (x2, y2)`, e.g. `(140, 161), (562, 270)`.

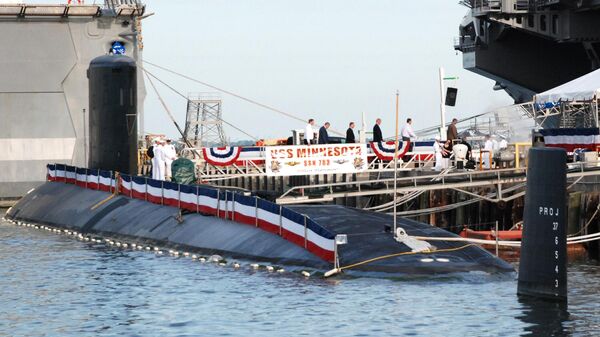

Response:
(146, 138), (177, 181)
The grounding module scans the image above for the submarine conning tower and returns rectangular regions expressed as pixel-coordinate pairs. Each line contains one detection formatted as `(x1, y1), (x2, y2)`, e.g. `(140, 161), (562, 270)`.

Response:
(88, 55), (138, 174)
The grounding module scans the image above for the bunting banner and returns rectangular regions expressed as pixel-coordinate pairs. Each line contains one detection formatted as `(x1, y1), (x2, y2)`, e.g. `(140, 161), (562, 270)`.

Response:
(45, 163), (335, 262)
(370, 141), (411, 161)
(540, 128), (600, 153)
(202, 146), (242, 166)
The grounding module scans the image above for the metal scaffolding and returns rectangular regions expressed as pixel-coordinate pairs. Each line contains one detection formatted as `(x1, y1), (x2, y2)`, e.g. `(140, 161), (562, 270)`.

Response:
(184, 93), (227, 148)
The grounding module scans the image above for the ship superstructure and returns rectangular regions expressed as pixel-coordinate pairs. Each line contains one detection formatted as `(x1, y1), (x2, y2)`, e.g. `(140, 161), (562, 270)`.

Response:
(0, 1), (146, 202)
(455, 0), (600, 103)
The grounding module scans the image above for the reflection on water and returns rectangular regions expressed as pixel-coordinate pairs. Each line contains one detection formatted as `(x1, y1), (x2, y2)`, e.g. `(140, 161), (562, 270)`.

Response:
(518, 298), (569, 337)
(1, 214), (600, 336)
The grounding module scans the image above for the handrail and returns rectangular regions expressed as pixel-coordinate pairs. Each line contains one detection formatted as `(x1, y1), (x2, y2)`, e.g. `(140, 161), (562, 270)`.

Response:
(278, 166), (530, 199)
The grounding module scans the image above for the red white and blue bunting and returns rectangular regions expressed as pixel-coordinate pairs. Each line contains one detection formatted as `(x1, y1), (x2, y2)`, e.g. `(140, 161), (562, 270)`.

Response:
(46, 163), (336, 262)
(370, 141), (411, 160)
(202, 146), (242, 166)
(540, 128), (600, 153)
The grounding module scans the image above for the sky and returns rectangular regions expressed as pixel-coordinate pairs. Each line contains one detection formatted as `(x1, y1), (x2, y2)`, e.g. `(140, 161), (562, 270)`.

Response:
(140, 0), (513, 141)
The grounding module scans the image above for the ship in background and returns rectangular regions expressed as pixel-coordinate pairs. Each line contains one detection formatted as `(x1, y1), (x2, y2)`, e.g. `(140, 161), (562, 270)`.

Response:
(454, 0), (600, 103)
(0, 1), (146, 204)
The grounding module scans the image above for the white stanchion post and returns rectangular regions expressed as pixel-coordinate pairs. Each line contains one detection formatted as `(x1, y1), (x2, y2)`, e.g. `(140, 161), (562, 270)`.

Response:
(217, 190), (221, 218)
(224, 191), (228, 220)
(144, 177), (148, 201)
(279, 206), (283, 236)
(304, 215), (308, 249)
(178, 184), (181, 209)
(255, 197), (259, 227)
(161, 181), (164, 205)
(232, 193), (236, 222)
(196, 186), (200, 214)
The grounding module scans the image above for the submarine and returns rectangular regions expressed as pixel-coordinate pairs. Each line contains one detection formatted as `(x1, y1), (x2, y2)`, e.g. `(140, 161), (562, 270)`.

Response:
(3, 54), (513, 277)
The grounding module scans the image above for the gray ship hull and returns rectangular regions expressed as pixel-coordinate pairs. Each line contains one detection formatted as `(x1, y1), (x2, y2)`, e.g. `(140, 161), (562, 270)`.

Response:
(0, 3), (146, 201)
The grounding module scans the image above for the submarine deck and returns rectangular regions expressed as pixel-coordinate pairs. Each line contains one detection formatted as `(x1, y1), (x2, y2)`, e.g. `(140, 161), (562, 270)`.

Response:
(6, 182), (513, 276)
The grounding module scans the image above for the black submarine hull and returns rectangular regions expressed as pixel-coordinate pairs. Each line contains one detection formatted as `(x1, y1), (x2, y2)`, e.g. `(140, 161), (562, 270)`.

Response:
(5, 181), (513, 276)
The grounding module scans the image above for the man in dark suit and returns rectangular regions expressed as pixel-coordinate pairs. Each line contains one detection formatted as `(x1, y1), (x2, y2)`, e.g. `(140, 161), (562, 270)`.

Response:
(345, 122), (356, 143)
(318, 122), (330, 144)
(373, 118), (383, 142)
(447, 118), (458, 142)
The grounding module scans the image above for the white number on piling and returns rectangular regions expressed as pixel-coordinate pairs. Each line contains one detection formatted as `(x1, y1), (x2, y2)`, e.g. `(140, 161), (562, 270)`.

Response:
(555, 251), (559, 259)
(555, 279), (559, 288)
(555, 236), (558, 245)
(555, 265), (559, 273)
(553, 222), (559, 231)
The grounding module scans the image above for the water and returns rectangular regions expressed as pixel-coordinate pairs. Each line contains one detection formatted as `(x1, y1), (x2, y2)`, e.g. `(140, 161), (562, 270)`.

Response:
(1, 213), (600, 337)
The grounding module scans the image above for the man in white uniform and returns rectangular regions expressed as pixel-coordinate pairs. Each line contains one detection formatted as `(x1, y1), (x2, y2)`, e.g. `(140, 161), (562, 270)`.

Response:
(433, 136), (444, 171)
(483, 135), (493, 169)
(163, 139), (177, 181)
(152, 139), (166, 181)
(304, 119), (316, 145)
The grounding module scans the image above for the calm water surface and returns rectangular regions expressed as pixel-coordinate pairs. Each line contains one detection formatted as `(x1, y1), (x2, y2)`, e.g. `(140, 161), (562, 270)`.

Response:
(1, 212), (600, 337)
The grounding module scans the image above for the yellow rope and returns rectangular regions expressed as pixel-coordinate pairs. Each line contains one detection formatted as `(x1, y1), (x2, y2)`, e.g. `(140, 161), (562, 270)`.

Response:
(90, 172), (121, 211)
(338, 243), (477, 272)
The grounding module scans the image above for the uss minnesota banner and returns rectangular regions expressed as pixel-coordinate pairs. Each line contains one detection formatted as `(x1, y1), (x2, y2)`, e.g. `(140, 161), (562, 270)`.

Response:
(265, 144), (367, 176)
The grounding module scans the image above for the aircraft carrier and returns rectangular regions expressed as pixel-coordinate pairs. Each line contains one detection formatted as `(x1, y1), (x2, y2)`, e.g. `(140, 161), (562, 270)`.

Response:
(0, 1), (146, 204)
(455, 0), (600, 103)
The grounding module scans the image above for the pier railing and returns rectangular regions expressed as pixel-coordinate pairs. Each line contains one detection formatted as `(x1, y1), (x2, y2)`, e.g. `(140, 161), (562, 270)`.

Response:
(46, 164), (336, 262)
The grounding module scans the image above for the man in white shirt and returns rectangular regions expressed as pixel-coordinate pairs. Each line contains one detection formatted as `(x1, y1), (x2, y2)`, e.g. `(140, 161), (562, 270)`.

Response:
(491, 135), (500, 152)
(401, 118), (417, 141)
(163, 139), (177, 180)
(499, 137), (508, 149)
(304, 119), (316, 145)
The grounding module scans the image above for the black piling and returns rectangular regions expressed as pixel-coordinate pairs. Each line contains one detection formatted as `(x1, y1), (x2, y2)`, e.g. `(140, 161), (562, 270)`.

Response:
(518, 147), (567, 302)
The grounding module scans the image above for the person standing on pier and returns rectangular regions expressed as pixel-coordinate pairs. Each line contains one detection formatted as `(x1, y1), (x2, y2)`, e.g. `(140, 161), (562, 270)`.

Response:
(304, 119), (316, 145)
(373, 118), (383, 142)
(151, 139), (166, 181)
(318, 122), (330, 144)
(433, 136), (446, 171)
(401, 118), (416, 142)
(447, 118), (458, 143)
(163, 139), (177, 181)
(483, 135), (493, 169)
(346, 122), (356, 143)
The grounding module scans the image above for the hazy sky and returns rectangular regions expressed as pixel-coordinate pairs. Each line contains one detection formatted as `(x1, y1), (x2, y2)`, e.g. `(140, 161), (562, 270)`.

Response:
(141, 0), (513, 140)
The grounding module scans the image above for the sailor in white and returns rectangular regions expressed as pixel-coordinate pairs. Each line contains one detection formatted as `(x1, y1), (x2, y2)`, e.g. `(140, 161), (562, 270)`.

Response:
(304, 118), (316, 145)
(433, 135), (444, 171)
(152, 139), (166, 181)
(163, 139), (177, 180)
(483, 135), (493, 169)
